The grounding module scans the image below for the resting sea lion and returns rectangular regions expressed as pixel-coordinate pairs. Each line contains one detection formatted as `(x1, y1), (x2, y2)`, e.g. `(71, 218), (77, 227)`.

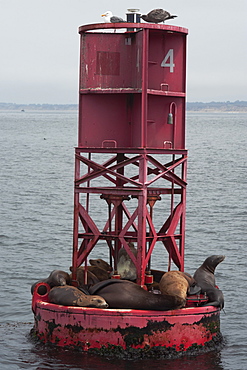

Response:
(69, 267), (100, 288)
(31, 270), (71, 294)
(150, 269), (166, 283)
(46, 270), (71, 286)
(159, 271), (189, 302)
(89, 279), (185, 310)
(89, 258), (113, 273)
(87, 266), (110, 281)
(48, 285), (108, 308)
(150, 270), (200, 295)
(193, 255), (225, 309)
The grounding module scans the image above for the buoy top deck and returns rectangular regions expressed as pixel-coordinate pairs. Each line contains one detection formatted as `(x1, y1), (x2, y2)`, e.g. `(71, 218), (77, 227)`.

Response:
(78, 22), (188, 35)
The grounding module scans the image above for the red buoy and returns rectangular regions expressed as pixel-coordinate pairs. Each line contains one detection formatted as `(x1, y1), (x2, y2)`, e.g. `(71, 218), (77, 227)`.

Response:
(31, 21), (223, 358)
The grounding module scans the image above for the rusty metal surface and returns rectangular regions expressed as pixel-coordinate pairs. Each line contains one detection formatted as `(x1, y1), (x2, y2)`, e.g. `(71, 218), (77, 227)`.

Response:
(32, 293), (220, 353)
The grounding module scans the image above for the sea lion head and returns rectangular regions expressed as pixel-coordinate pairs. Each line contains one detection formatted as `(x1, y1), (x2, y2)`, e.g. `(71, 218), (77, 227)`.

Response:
(89, 259), (113, 273)
(47, 270), (71, 287)
(203, 255), (225, 274)
(77, 294), (109, 308)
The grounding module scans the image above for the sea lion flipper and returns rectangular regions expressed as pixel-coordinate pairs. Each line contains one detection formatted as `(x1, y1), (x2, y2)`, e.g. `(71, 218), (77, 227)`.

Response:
(78, 286), (90, 295)
(187, 284), (201, 295)
(201, 300), (224, 309)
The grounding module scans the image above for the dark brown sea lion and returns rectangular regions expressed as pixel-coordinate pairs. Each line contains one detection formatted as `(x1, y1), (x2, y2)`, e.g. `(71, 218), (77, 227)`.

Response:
(87, 266), (110, 281)
(31, 270), (71, 294)
(69, 259), (112, 284)
(89, 258), (113, 273)
(159, 271), (189, 302)
(70, 265), (109, 282)
(89, 279), (185, 310)
(69, 267), (100, 288)
(193, 255), (225, 309)
(150, 269), (166, 283)
(46, 270), (71, 286)
(48, 285), (109, 308)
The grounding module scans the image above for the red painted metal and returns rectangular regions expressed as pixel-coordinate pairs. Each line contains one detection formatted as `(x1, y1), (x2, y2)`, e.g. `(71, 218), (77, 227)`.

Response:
(72, 22), (188, 286)
(32, 285), (221, 354)
(31, 22), (223, 357)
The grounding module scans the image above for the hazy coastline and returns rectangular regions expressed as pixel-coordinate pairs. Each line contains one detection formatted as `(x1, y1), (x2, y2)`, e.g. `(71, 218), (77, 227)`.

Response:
(0, 101), (247, 113)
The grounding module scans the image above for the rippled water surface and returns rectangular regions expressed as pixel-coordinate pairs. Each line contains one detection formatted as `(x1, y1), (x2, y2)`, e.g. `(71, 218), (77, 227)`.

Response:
(0, 111), (246, 369)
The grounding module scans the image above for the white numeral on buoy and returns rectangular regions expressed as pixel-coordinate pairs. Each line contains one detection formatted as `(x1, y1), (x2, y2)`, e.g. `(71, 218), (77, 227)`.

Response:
(161, 49), (175, 72)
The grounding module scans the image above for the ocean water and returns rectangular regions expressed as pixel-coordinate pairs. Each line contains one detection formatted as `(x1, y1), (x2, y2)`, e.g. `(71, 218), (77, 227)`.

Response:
(0, 110), (246, 369)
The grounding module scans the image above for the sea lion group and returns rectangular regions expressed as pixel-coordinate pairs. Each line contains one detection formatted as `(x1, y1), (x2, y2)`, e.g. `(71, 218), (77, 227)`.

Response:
(31, 254), (225, 310)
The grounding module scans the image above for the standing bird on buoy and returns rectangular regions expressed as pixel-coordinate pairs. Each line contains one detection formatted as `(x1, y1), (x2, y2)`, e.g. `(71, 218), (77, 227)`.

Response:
(141, 9), (177, 23)
(101, 11), (125, 23)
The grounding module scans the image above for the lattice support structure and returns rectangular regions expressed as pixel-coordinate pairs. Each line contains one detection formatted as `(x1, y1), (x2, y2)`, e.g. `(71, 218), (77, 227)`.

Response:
(72, 148), (187, 286)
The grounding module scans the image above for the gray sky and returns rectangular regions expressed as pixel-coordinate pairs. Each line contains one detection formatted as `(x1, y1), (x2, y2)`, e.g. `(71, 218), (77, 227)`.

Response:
(0, 0), (246, 104)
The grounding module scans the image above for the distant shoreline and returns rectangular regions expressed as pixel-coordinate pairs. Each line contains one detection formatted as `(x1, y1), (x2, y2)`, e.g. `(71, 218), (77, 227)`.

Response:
(186, 101), (247, 113)
(0, 101), (247, 113)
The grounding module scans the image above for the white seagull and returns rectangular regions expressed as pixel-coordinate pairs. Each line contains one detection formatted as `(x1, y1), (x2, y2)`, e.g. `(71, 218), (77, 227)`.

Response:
(101, 11), (125, 23)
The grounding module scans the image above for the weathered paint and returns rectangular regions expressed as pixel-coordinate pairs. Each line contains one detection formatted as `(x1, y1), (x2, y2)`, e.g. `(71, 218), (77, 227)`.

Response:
(32, 286), (221, 357)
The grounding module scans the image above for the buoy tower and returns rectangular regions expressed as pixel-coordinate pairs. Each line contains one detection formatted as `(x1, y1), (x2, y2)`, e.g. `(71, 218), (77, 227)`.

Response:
(71, 22), (188, 285)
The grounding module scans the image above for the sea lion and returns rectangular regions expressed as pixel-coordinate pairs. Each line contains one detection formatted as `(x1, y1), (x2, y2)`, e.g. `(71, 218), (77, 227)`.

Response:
(31, 270), (71, 294)
(193, 255), (225, 309)
(46, 270), (71, 286)
(89, 258), (113, 274)
(48, 285), (109, 308)
(150, 269), (166, 283)
(87, 266), (110, 281)
(150, 270), (201, 295)
(117, 243), (137, 281)
(159, 271), (190, 302)
(89, 279), (185, 310)
(69, 259), (112, 284)
(69, 267), (100, 288)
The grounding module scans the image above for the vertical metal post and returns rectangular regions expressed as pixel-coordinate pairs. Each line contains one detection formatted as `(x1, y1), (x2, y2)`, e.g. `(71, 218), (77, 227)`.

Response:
(141, 28), (149, 147)
(136, 154), (148, 286)
(72, 152), (80, 284)
(180, 155), (187, 271)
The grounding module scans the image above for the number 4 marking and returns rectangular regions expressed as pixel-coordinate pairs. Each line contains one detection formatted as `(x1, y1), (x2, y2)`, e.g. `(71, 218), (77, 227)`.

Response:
(161, 49), (175, 72)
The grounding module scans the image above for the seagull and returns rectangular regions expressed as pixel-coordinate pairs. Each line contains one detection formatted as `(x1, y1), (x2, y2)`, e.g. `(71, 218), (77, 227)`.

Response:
(101, 11), (125, 23)
(141, 9), (177, 23)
